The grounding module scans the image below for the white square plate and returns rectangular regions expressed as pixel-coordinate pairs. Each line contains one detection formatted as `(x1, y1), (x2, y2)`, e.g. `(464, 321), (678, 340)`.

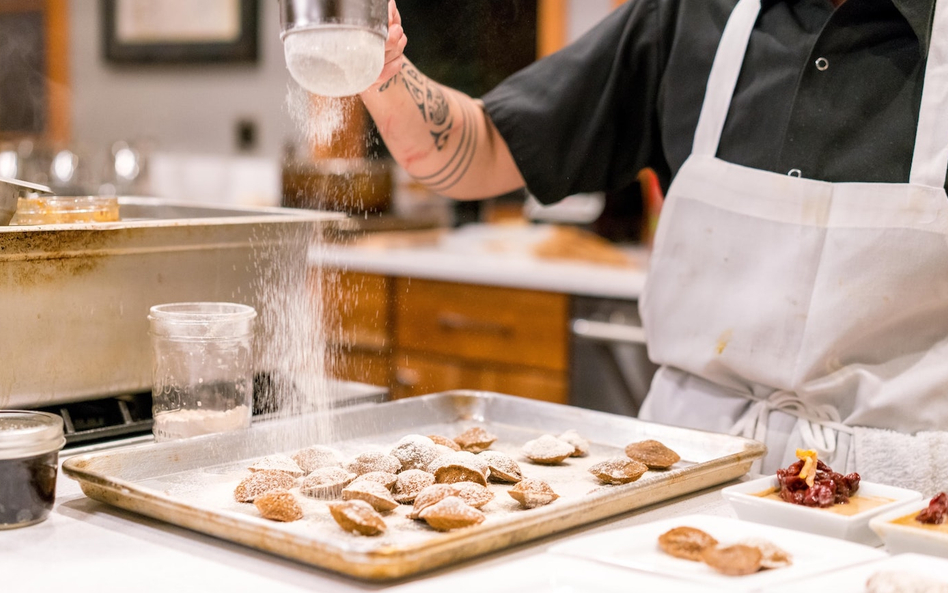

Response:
(548, 514), (885, 592)
(722, 476), (922, 545)
(869, 497), (948, 558)
(767, 553), (948, 592)
(387, 555), (705, 593)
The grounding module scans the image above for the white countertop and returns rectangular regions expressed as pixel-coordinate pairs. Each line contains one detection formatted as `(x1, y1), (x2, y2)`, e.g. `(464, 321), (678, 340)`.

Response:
(311, 225), (649, 300)
(2, 452), (741, 593)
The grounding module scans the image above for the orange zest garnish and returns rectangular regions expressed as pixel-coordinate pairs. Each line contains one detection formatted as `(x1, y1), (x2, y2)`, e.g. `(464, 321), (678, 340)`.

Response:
(796, 449), (818, 488)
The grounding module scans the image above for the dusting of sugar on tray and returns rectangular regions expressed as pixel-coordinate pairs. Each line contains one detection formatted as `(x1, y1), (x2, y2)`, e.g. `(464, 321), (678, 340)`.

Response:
(136, 421), (693, 555)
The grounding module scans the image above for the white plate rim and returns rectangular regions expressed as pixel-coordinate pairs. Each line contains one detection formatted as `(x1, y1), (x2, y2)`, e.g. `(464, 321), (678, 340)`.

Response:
(722, 476), (923, 526)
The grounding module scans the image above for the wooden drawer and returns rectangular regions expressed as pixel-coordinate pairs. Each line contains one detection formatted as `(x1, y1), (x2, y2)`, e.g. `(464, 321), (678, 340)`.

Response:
(393, 351), (567, 404)
(319, 271), (391, 350)
(332, 347), (392, 388)
(394, 278), (568, 371)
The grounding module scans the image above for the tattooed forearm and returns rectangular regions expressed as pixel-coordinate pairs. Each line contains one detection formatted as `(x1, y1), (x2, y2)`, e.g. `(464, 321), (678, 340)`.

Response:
(395, 62), (455, 151)
(415, 99), (478, 192)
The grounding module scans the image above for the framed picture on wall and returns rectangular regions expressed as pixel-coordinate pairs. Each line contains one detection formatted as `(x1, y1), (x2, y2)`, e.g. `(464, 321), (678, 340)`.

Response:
(102, 0), (258, 64)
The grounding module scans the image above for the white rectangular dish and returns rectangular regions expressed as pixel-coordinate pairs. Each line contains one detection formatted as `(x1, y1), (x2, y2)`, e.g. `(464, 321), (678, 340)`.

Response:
(767, 553), (948, 592)
(869, 496), (948, 558)
(548, 514), (885, 592)
(721, 476), (922, 545)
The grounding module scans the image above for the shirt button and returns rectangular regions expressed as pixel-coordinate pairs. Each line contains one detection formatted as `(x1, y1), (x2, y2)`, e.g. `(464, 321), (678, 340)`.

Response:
(788, 169), (802, 177)
(815, 57), (829, 71)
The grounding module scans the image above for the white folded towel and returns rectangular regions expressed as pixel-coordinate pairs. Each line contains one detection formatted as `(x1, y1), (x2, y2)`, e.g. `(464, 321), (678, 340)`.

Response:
(853, 426), (948, 497)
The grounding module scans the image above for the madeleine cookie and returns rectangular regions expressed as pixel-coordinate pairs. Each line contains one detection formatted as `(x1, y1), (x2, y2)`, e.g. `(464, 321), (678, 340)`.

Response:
(300, 466), (356, 499)
(328, 500), (387, 536)
(657, 526), (718, 561)
(342, 480), (399, 512)
(558, 430), (590, 457)
(477, 450), (522, 483)
(234, 470), (296, 503)
(292, 445), (343, 473)
(454, 427), (498, 453)
(418, 496), (486, 531)
(588, 457), (648, 485)
(624, 440), (680, 470)
(248, 455), (305, 478)
(522, 434), (574, 465)
(345, 451), (402, 476)
(508, 478), (559, 509)
(393, 469), (436, 504)
(254, 490), (303, 522)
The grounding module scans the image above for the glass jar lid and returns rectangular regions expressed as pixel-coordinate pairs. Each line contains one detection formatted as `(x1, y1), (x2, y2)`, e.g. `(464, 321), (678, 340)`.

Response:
(0, 410), (66, 460)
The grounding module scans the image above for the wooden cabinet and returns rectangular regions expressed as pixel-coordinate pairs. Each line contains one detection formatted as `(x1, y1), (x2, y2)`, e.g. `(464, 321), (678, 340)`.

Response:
(325, 272), (569, 404)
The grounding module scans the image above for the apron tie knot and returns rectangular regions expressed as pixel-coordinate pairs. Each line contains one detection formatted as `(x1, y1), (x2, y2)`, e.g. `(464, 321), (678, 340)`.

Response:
(728, 390), (853, 464)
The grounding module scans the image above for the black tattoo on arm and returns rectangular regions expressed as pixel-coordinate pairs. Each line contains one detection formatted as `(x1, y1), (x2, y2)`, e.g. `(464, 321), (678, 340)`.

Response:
(382, 61), (478, 192)
(400, 63), (454, 150)
(415, 98), (478, 193)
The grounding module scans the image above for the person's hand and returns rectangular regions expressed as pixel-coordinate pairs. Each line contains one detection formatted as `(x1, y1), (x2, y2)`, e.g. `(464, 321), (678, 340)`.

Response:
(366, 0), (407, 91)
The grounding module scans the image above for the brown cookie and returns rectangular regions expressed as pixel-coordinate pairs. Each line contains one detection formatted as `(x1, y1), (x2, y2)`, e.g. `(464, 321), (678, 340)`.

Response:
(234, 470), (296, 503)
(291, 445), (343, 473)
(508, 478), (559, 509)
(344, 451), (402, 476)
(393, 469), (436, 504)
(429, 434), (462, 451)
(429, 451), (489, 486)
(418, 496), (486, 531)
(624, 440), (681, 470)
(328, 499), (387, 536)
(657, 526), (719, 561)
(558, 430), (590, 457)
(477, 450), (523, 483)
(453, 481), (494, 509)
(701, 544), (763, 576)
(248, 455), (305, 478)
(391, 434), (441, 472)
(351, 471), (398, 490)
(522, 434), (575, 465)
(454, 426), (498, 453)
(410, 483), (461, 519)
(588, 457), (649, 485)
(300, 466), (356, 499)
(342, 479), (399, 512)
(254, 490), (303, 522)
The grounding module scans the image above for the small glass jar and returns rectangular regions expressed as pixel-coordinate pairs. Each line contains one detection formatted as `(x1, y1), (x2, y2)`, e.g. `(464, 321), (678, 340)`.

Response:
(12, 195), (120, 225)
(0, 410), (66, 529)
(149, 303), (256, 442)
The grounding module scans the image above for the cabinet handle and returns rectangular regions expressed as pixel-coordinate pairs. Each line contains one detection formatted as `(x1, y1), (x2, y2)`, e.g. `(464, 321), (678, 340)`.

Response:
(436, 312), (513, 336)
(571, 318), (646, 345)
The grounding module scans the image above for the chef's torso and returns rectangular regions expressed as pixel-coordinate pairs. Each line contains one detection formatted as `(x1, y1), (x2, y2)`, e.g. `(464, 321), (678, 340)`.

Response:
(639, 0), (948, 473)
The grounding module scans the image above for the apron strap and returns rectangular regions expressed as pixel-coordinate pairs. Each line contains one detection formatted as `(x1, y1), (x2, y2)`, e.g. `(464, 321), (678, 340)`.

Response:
(691, 0), (762, 156)
(911, 0), (948, 187)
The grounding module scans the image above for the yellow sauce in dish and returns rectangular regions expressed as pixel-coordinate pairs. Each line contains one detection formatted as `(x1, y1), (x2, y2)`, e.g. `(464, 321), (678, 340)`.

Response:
(754, 487), (893, 516)
(892, 512), (948, 533)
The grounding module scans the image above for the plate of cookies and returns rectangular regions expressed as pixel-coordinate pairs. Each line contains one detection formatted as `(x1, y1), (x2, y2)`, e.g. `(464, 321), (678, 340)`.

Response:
(548, 514), (885, 591)
(63, 391), (766, 581)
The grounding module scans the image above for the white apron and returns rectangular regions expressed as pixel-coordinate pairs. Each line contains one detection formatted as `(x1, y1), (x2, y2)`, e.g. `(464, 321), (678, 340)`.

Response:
(639, 0), (948, 492)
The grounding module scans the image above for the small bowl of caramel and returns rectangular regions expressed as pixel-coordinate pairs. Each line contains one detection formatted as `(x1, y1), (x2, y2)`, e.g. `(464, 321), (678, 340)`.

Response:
(0, 410), (66, 529)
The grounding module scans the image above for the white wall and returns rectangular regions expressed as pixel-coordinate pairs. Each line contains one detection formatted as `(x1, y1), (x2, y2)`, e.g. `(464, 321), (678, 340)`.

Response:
(67, 0), (616, 161)
(69, 0), (295, 158)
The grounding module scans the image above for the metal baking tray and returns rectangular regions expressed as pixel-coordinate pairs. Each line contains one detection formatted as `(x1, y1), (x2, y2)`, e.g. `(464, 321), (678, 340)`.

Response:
(62, 391), (765, 581)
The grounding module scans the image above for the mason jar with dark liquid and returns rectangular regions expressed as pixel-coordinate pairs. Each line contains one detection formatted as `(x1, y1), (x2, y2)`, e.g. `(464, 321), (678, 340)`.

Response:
(0, 410), (65, 529)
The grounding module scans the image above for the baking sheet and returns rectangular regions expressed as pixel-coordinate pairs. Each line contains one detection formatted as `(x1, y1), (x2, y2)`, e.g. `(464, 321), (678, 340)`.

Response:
(62, 391), (766, 581)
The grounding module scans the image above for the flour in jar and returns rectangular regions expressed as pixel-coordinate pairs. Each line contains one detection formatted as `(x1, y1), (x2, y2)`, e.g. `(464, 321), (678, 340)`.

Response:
(283, 27), (384, 97)
(153, 405), (251, 440)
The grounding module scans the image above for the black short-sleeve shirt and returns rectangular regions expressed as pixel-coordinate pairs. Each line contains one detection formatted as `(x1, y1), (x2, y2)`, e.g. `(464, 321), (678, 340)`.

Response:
(481, 0), (936, 204)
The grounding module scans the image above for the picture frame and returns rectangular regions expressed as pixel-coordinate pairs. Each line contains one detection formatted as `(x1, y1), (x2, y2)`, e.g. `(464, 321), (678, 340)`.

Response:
(102, 0), (258, 64)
